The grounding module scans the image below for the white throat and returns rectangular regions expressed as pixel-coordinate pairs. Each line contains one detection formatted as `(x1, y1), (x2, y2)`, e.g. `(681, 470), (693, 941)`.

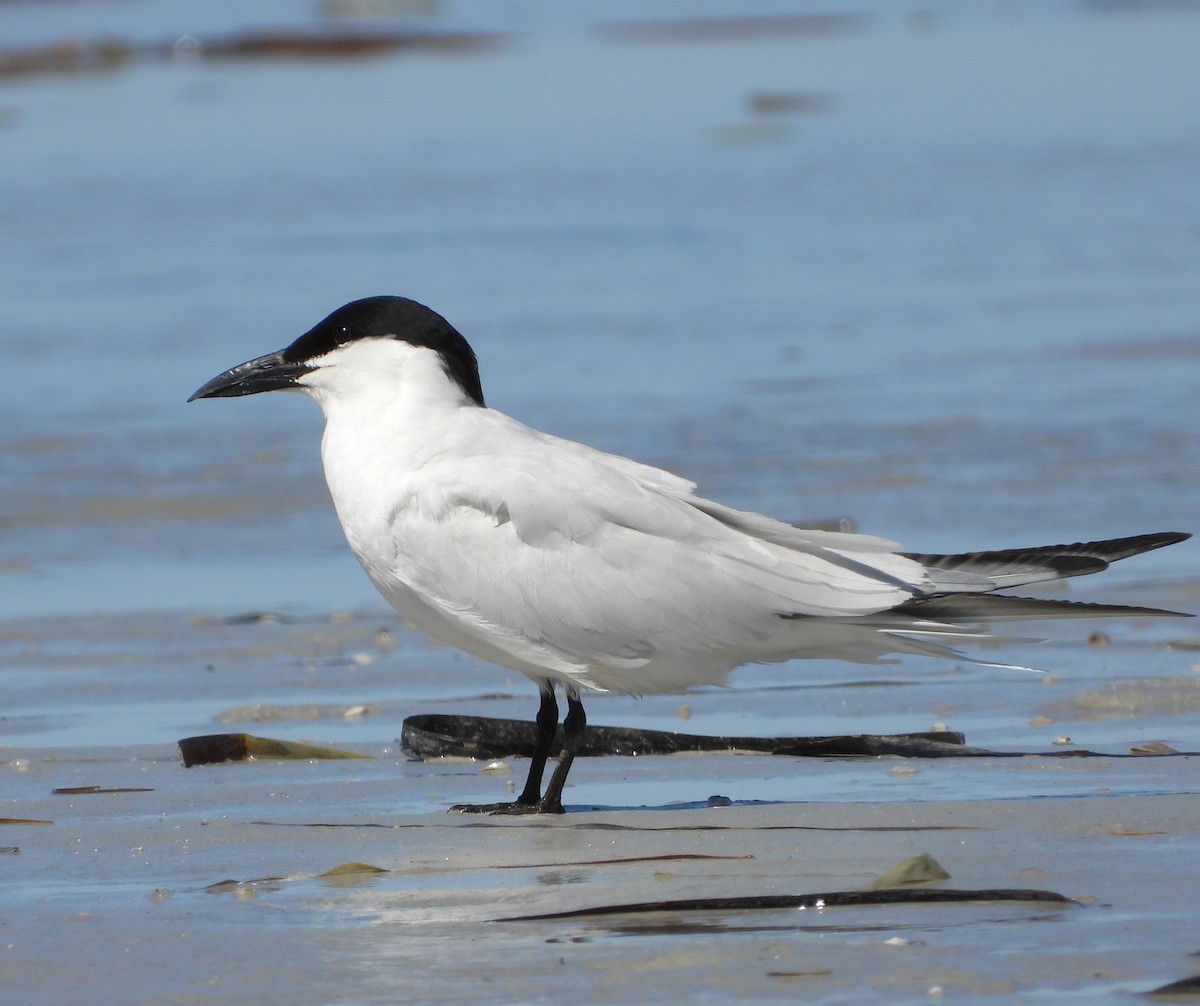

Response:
(295, 338), (483, 570)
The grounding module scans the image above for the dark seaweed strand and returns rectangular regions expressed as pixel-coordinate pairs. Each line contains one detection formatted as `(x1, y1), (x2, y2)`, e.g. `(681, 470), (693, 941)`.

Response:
(497, 887), (1076, 922)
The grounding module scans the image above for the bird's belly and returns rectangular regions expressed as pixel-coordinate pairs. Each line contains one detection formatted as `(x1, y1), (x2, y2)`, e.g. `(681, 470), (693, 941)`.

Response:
(356, 556), (590, 686)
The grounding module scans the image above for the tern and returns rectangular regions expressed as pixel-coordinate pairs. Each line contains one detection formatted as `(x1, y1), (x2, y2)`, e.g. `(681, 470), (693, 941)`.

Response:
(191, 296), (1190, 813)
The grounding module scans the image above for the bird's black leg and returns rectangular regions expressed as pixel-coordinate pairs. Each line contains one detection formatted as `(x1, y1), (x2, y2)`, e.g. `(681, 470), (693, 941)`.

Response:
(536, 691), (586, 814)
(451, 683), (563, 815)
(514, 685), (559, 806)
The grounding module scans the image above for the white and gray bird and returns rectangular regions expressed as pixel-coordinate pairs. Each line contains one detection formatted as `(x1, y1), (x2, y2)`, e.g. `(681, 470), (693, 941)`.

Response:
(190, 296), (1189, 813)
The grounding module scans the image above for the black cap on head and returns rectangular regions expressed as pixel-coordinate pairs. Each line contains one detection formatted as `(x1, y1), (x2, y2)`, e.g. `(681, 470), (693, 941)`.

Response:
(285, 296), (485, 407)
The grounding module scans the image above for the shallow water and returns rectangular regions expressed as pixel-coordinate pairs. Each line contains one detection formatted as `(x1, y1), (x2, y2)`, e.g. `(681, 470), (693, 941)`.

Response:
(2, 1), (1200, 1002)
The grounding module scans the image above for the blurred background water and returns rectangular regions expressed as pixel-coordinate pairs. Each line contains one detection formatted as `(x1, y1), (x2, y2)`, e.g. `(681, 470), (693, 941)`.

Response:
(2, 0), (1199, 753)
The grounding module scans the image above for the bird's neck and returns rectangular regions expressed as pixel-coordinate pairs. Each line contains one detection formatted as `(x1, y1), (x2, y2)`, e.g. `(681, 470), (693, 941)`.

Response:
(317, 387), (480, 557)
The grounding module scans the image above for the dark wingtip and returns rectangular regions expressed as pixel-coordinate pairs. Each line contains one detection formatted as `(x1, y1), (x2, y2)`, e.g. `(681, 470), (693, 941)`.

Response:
(1081, 531), (1191, 563)
(1152, 531), (1192, 547)
(896, 594), (1193, 621)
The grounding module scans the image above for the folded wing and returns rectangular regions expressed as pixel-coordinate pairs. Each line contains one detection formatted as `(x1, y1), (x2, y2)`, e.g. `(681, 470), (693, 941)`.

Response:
(374, 415), (1190, 693)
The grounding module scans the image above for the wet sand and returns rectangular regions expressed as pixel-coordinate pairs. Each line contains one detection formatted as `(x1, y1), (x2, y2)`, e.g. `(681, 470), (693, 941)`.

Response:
(5, 737), (1200, 1003)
